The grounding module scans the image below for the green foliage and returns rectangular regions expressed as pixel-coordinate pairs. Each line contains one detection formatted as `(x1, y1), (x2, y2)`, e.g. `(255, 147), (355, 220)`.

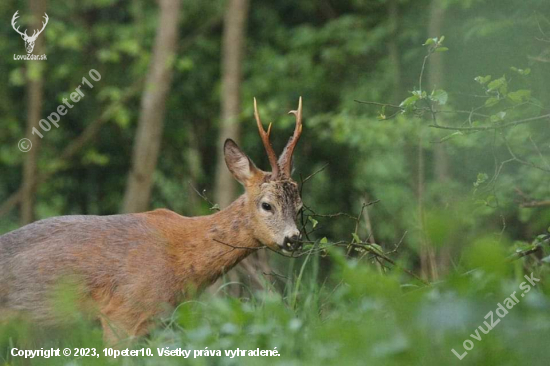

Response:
(1, 246), (550, 365)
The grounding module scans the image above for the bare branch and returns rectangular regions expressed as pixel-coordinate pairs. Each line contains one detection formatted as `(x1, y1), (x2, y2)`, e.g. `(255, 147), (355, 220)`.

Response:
(429, 113), (550, 131)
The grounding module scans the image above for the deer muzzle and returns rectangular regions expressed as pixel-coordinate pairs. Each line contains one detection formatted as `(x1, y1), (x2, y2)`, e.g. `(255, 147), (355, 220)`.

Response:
(280, 234), (302, 253)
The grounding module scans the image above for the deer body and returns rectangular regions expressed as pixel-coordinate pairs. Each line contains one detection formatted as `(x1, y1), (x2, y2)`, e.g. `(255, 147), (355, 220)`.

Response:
(0, 98), (304, 343)
(1, 197), (257, 340)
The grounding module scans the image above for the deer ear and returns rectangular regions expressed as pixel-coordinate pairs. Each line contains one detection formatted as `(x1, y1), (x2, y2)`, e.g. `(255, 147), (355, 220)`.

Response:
(224, 139), (261, 186)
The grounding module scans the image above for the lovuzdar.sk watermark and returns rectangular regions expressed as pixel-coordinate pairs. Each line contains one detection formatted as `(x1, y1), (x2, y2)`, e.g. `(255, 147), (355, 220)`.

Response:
(11, 10), (48, 60)
(451, 272), (540, 360)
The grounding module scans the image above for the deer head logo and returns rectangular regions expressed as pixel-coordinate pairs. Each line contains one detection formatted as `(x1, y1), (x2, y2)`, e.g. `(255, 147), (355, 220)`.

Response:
(11, 10), (49, 54)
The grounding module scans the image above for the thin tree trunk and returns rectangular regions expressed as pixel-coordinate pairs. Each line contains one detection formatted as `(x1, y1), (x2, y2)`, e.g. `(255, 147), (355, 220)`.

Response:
(419, 0), (448, 280)
(214, 0), (250, 208)
(387, 0), (402, 102)
(20, 0), (47, 225)
(428, 0), (449, 183)
(427, 0), (451, 275)
(122, 0), (181, 213)
(210, 0), (252, 297)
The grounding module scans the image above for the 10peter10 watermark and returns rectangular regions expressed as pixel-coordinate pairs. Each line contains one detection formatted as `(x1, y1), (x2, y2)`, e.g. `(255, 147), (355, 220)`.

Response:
(18, 69), (101, 152)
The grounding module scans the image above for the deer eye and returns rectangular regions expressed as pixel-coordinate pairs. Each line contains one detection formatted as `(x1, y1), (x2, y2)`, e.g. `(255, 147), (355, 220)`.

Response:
(261, 202), (272, 211)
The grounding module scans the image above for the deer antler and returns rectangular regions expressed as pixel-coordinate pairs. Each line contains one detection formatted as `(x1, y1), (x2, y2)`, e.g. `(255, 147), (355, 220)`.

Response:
(11, 11), (28, 38)
(29, 13), (48, 40)
(278, 97), (303, 177)
(254, 98), (279, 178)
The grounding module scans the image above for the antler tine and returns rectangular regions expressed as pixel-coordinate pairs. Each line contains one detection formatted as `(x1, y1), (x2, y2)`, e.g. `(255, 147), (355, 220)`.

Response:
(279, 97), (303, 177)
(32, 13), (49, 39)
(11, 11), (28, 37)
(254, 98), (279, 178)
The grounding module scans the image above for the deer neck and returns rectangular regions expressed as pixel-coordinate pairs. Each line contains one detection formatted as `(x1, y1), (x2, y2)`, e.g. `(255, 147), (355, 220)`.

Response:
(206, 194), (259, 250)
(168, 194), (261, 289)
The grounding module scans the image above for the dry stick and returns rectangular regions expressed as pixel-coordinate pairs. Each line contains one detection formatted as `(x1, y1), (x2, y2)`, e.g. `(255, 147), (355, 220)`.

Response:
(529, 135), (550, 171)
(354, 99), (550, 133)
(300, 198), (428, 285)
(515, 187), (550, 208)
(210, 239), (266, 264)
(353, 100), (490, 119)
(188, 181), (220, 211)
(301, 163), (329, 185)
(521, 200), (550, 208)
(305, 239), (429, 286)
(364, 244), (430, 286)
(299, 162), (330, 242)
(262, 271), (289, 280)
(502, 134), (550, 174)
(239, 259), (267, 289)
(507, 244), (544, 262)
(429, 113), (550, 131)
(361, 197), (384, 273)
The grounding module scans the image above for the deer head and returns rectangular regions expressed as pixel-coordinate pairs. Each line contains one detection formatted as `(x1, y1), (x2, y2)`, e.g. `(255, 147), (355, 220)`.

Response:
(11, 11), (49, 54)
(224, 97), (304, 254)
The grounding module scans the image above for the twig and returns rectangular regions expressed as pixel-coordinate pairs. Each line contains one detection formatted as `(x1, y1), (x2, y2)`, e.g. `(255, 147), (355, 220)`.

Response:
(353, 100), (489, 119)
(188, 182), (220, 211)
(428, 113), (550, 131)
(212, 238), (264, 251)
(301, 163), (329, 185)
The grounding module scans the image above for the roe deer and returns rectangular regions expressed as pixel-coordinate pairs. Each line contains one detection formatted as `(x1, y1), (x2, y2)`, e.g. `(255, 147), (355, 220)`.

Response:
(0, 98), (304, 344)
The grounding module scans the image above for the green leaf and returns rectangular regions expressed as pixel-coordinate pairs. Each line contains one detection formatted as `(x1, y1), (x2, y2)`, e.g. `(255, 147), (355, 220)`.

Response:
(368, 243), (384, 255)
(377, 105), (387, 120)
(490, 112), (506, 122)
(430, 89), (448, 105)
(320, 237), (328, 244)
(507, 89), (531, 104)
(399, 94), (419, 112)
(474, 173), (488, 187)
(435, 47), (449, 52)
(82, 150), (110, 166)
(351, 233), (361, 243)
(485, 97), (500, 107)
(487, 76), (506, 92)
(510, 67), (531, 76)
(308, 216), (318, 228)
(475, 75), (492, 85)
(423, 38), (436, 46)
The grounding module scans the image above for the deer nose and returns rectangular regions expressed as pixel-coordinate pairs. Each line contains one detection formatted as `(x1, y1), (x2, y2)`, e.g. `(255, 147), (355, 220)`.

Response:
(282, 234), (302, 252)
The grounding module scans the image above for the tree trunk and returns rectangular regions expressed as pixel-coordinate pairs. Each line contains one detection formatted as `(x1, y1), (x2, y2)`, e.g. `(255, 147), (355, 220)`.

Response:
(20, 0), (47, 225)
(121, 0), (181, 213)
(419, 0), (448, 281)
(387, 0), (402, 102)
(214, 0), (250, 208)
(427, 0), (451, 276)
(210, 0), (254, 297)
(428, 0), (449, 183)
